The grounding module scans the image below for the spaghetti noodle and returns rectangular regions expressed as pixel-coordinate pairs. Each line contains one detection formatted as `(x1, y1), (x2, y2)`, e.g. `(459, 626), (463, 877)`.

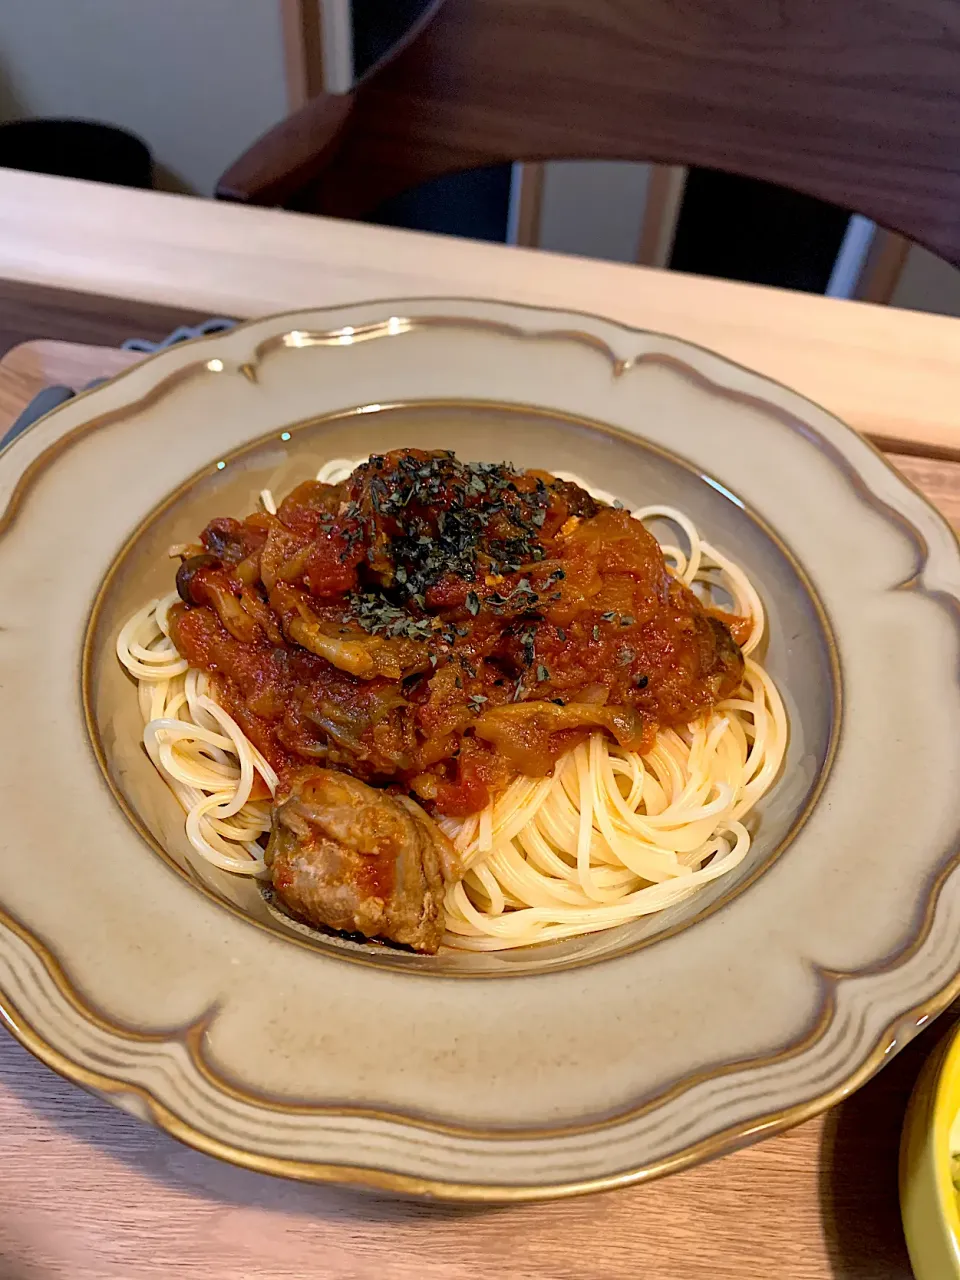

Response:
(117, 458), (786, 952)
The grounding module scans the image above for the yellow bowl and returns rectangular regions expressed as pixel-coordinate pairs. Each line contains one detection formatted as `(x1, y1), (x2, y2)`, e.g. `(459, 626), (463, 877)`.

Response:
(901, 1021), (960, 1278)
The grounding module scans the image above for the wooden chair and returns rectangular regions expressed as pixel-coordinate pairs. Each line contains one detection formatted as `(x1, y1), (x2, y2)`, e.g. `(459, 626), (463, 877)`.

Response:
(217, 0), (960, 268)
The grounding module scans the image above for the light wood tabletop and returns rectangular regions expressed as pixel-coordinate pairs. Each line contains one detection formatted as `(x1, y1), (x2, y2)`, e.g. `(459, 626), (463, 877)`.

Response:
(0, 166), (958, 450)
(1, 166), (960, 1278)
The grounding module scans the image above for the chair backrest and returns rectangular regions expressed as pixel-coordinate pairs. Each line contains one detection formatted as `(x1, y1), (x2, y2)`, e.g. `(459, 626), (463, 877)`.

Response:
(217, 0), (960, 267)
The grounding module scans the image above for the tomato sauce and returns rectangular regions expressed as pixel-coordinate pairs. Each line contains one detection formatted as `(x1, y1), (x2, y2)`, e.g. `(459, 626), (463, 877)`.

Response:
(170, 449), (745, 816)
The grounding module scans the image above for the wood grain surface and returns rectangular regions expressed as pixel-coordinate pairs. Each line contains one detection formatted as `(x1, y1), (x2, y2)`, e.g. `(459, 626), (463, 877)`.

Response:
(1, 170), (959, 454)
(220, 0), (960, 265)
(0, 277), (221, 360)
(1, 338), (959, 1278)
(0, 341), (140, 431)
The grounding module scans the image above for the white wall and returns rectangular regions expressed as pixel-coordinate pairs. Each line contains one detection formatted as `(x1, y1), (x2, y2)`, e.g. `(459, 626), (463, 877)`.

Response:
(0, 0), (289, 195)
(891, 245), (960, 318)
(537, 162), (650, 264)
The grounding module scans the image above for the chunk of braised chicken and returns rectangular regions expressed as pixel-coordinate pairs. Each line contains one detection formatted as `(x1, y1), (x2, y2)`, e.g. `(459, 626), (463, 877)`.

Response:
(265, 767), (460, 953)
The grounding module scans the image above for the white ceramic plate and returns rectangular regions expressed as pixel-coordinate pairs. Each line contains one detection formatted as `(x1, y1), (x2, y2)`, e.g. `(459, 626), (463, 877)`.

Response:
(2, 297), (960, 1201)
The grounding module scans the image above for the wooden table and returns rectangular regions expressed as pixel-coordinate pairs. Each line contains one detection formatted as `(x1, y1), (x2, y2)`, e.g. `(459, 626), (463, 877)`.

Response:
(2, 168), (960, 1279)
